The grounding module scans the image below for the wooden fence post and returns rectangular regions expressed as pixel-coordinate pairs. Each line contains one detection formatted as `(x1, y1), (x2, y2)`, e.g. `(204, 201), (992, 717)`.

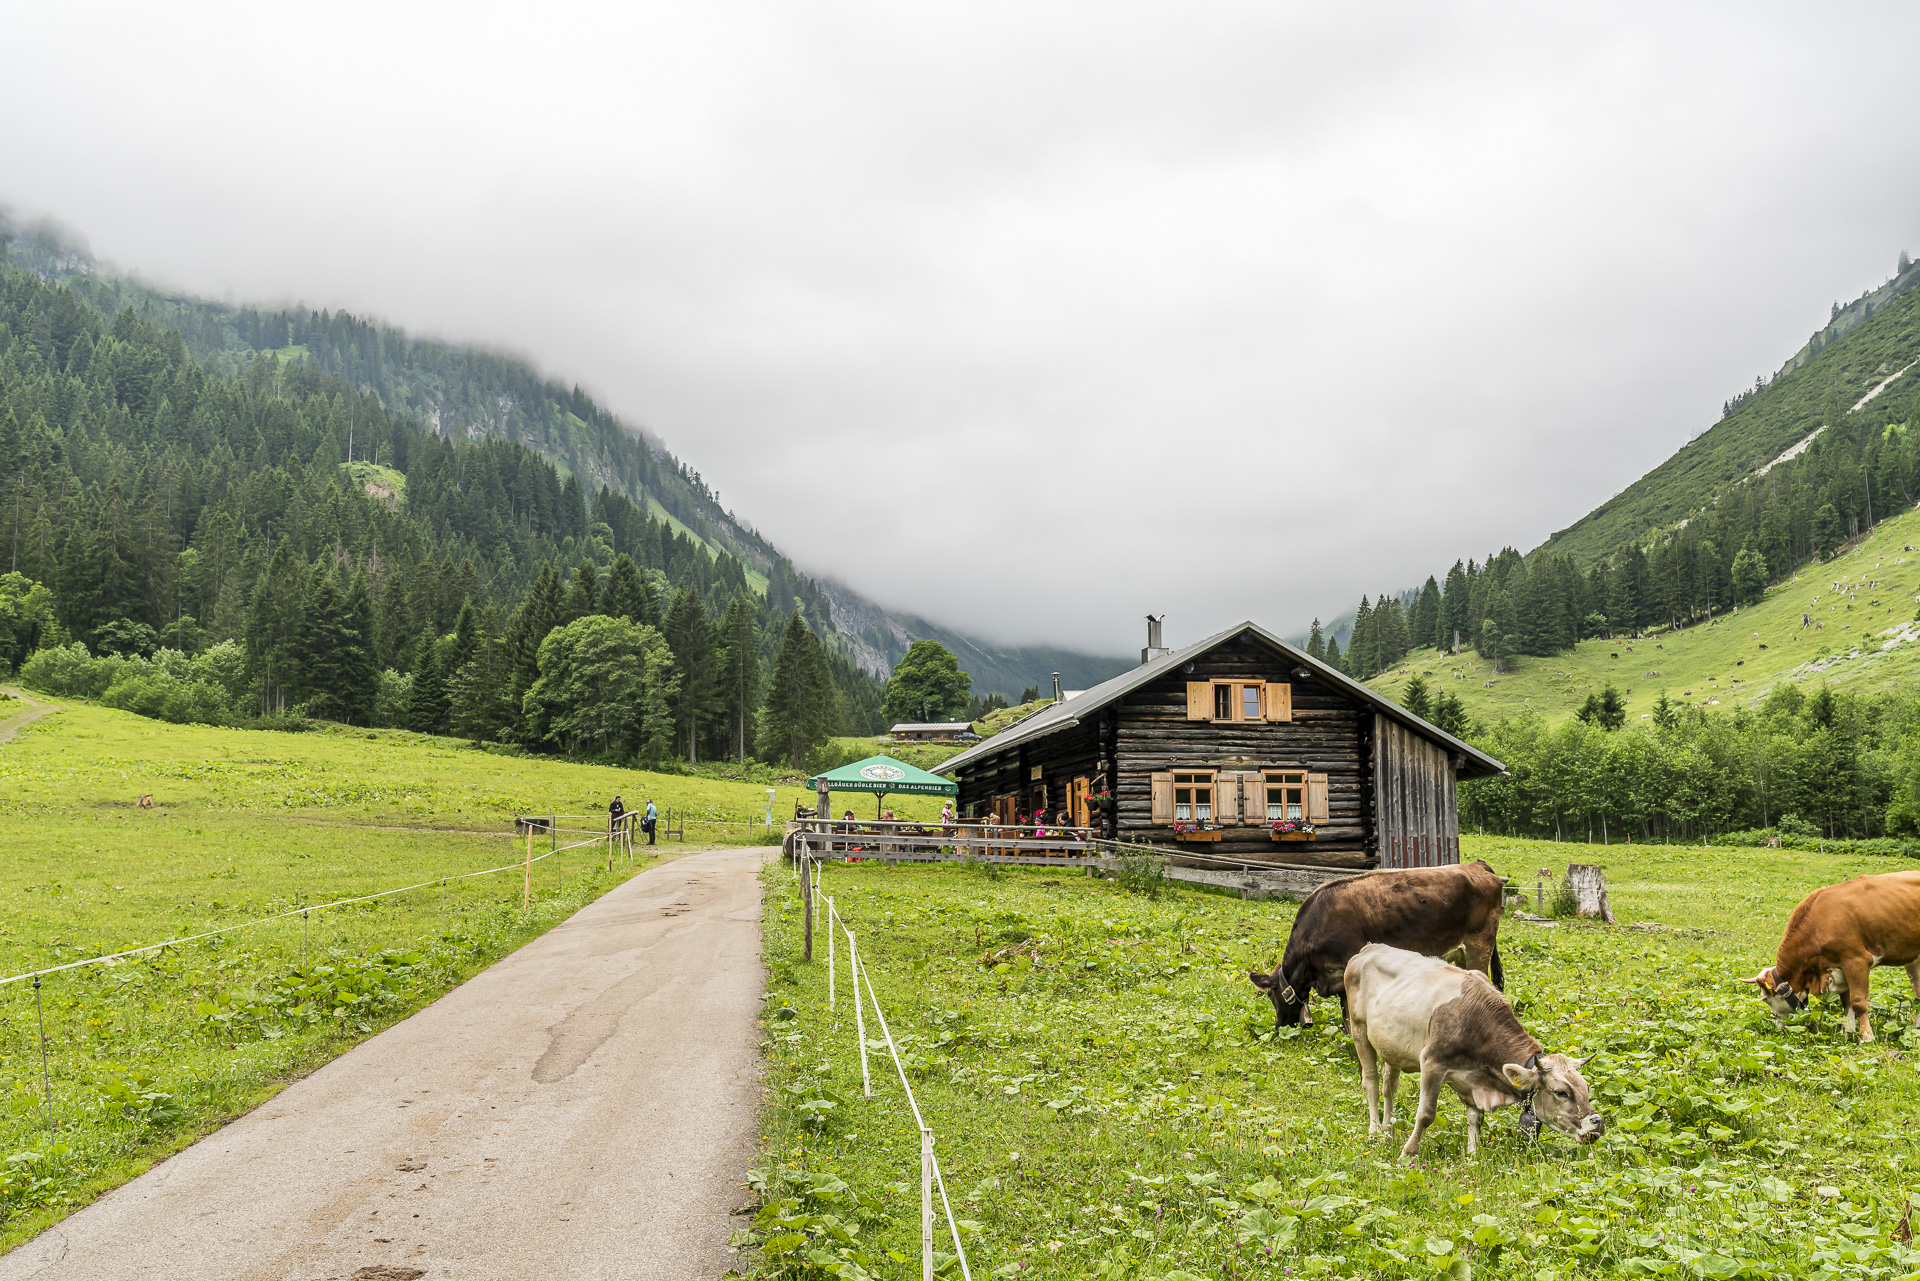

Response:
(524, 822), (533, 912)
(921, 1127), (935, 1281)
(803, 848), (814, 962)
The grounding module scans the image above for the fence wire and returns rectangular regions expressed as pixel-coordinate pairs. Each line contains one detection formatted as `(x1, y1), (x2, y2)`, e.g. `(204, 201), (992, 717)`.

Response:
(0, 833), (611, 989)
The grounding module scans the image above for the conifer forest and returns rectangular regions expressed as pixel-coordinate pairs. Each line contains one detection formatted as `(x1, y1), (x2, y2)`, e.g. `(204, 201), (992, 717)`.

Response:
(0, 252), (886, 769)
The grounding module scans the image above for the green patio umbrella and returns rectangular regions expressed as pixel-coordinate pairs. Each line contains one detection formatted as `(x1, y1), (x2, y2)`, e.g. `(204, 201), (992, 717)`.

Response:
(806, 754), (957, 818)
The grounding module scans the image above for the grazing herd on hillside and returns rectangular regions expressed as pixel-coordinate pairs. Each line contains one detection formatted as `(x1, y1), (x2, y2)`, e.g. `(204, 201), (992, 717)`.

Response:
(1248, 862), (1920, 1158)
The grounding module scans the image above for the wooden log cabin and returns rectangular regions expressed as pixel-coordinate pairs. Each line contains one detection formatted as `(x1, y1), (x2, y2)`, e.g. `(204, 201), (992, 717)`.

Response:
(934, 620), (1505, 870)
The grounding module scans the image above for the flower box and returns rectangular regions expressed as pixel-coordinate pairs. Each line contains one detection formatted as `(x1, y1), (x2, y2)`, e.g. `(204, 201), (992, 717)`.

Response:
(1271, 831), (1317, 842)
(1174, 829), (1223, 843)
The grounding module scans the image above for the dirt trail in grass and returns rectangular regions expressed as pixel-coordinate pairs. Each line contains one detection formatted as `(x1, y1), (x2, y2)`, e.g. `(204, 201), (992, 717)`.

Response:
(0, 689), (56, 744)
(0, 846), (768, 1281)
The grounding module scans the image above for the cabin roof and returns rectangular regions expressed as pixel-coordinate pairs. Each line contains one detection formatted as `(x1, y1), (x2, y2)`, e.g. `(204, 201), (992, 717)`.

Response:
(889, 722), (975, 733)
(933, 621), (1506, 780)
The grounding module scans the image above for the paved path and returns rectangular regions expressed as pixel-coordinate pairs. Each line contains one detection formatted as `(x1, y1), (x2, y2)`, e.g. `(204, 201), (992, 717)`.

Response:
(0, 846), (768, 1281)
(0, 688), (57, 744)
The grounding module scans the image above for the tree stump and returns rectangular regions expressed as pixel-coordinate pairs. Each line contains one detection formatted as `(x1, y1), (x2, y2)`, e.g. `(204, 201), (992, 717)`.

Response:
(1565, 864), (1616, 924)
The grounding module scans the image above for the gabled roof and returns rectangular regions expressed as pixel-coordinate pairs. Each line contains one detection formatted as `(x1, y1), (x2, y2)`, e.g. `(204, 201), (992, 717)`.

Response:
(933, 621), (1506, 780)
(889, 722), (975, 733)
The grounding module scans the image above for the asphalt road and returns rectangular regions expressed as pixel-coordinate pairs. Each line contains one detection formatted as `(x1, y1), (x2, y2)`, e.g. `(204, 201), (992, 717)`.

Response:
(0, 846), (768, 1281)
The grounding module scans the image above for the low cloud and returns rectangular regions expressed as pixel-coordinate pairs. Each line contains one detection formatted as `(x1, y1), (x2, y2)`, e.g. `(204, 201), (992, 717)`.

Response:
(5, 2), (1919, 653)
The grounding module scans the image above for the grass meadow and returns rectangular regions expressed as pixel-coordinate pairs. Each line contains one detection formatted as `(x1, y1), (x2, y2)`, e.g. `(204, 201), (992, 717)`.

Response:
(0, 690), (869, 1251)
(749, 837), (1920, 1280)
(1368, 504), (1920, 727)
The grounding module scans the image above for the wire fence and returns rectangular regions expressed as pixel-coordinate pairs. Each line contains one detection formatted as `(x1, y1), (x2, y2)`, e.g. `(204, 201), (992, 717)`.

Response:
(803, 854), (974, 1281)
(1, 821), (650, 1150)
(0, 832), (613, 991)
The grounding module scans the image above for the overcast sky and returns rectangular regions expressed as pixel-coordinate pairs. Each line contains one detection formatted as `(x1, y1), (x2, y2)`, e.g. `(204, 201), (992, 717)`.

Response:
(6, 3), (1920, 656)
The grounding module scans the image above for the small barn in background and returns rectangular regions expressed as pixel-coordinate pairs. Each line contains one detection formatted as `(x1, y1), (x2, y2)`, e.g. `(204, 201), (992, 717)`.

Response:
(890, 721), (979, 742)
(933, 620), (1504, 870)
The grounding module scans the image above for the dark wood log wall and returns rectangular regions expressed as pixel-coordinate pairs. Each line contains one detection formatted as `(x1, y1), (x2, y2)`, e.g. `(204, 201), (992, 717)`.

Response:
(1372, 713), (1459, 868)
(954, 720), (1102, 825)
(1112, 648), (1370, 870)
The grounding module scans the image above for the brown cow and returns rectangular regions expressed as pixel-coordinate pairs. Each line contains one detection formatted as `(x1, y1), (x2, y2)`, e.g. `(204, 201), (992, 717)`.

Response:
(1743, 868), (1920, 1043)
(1248, 860), (1506, 1033)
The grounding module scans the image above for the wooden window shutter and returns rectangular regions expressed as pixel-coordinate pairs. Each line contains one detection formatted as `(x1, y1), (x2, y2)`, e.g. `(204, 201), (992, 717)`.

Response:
(1306, 772), (1330, 822)
(1245, 772), (1267, 823)
(1151, 772), (1175, 822)
(1266, 682), (1293, 723)
(1072, 775), (1090, 827)
(1186, 682), (1212, 720)
(1216, 772), (1242, 825)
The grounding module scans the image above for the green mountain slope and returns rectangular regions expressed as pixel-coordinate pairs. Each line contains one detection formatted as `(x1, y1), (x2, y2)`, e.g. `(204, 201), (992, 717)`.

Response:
(1369, 500), (1920, 727)
(1544, 257), (1920, 564)
(0, 212), (1119, 693)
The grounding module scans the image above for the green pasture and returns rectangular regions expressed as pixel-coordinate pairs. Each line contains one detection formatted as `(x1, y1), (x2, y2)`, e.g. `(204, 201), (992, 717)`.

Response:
(749, 837), (1920, 1280)
(1369, 504), (1920, 728)
(0, 694), (912, 1249)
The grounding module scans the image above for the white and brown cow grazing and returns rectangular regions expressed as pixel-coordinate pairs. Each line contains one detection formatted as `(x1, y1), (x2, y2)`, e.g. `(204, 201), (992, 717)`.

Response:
(1247, 861), (1507, 1034)
(1345, 943), (1602, 1158)
(1744, 868), (1920, 1043)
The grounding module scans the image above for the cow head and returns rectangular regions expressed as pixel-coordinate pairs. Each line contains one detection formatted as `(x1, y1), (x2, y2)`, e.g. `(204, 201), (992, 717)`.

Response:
(1503, 1054), (1603, 1143)
(1741, 966), (1805, 1019)
(1247, 968), (1311, 1030)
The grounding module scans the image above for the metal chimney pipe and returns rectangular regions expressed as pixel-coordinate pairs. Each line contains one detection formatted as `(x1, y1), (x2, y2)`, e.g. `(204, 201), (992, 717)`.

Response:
(1052, 672), (1062, 702)
(1141, 615), (1170, 666)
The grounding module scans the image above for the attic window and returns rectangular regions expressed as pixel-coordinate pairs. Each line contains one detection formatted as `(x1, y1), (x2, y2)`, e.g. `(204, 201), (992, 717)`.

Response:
(1187, 680), (1290, 723)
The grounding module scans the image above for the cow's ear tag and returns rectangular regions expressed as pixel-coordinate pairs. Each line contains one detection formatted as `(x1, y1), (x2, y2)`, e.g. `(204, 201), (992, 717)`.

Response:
(1502, 1063), (1535, 1090)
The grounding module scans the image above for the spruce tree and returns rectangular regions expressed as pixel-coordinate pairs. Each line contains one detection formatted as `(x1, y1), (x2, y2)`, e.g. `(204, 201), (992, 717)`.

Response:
(338, 568), (376, 726)
(1324, 634), (1344, 673)
(404, 631), (449, 734)
(601, 554), (655, 626)
(1350, 596), (1375, 679)
(1411, 578), (1441, 651)
(448, 597), (480, 677)
(243, 540), (305, 714)
(561, 561), (600, 623)
(449, 634), (514, 746)
(1442, 560), (1471, 652)
(1402, 674), (1432, 721)
(296, 566), (354, 721)
(1731, 545), (1769, 606)
(505, 562), (562, 703)
(715, 594), (760, 763)
(758, 610), (830, 768)
(1305, 618), (1325, 661)
(665, 583), (718, 762)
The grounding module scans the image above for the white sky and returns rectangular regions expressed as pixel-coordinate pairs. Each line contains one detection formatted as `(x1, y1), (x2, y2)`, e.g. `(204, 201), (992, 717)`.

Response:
(6, 2), (1920, 655)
